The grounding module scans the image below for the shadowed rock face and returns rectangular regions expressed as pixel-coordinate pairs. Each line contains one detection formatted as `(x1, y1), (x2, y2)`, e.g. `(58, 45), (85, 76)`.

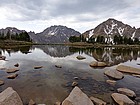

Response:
(29, 25), (81, 44)
(82, 18), (140, 43)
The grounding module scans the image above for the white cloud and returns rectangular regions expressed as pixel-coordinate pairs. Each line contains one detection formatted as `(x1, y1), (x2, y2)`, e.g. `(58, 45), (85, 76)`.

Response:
(0, 0), (140, 33)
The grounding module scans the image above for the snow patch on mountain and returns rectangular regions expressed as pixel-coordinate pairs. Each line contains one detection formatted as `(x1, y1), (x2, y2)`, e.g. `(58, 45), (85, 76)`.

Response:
(131, 31), (136, 39)
(117, 27), (124, 36)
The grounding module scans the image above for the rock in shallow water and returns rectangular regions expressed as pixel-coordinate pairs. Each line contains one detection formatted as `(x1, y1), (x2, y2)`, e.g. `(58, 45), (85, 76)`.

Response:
(0, 87), (23, 105)
(90, 96), (106, 105)
(76, 55), (86, 60)
(117, 88), (136, 98)
(104, 69), (124, 80)
(111, 93), (134, 105)
(7, 73), (18, 79)
(90, 61), (107, 67)
(6, 68), (19, 73)
(117, 65), (140, 74)
(62, 86), (94, 105)
(106, 80), (116, 86)
(0, 80), (4, 86)
(34, 66), (43, 69)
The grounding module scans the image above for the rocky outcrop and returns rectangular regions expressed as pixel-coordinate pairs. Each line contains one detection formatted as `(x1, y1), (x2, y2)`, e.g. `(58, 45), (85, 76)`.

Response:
(117, 65), (140, 74)
(76, 55), (86, 60)
(6, 68), (19, 73)
(62, 86), (94, 105)
(90, 96), (106, 105)
(117, 88), (136, 98)
(0, 87), (23, 105)
(90, 61), (107, 67)
(104, 69), (124, 80)
(111, 93), (134, 105)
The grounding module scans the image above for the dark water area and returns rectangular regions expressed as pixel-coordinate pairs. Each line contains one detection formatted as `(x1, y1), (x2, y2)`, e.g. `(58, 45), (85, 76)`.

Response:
(0, 45), (140, 105)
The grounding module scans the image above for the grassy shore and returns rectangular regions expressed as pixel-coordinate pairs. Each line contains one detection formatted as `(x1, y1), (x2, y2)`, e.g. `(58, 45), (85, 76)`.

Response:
(0, 40), (140, 49)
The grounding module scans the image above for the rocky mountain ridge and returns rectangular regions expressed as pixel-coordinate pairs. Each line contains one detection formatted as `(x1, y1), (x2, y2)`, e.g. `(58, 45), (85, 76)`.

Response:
(82, 18), (140, 43)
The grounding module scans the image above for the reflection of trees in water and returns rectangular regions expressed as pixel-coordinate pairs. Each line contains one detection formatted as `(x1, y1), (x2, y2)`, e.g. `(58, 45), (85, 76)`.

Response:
(0, 46), (32, 56)
(69, 47), (140, 66)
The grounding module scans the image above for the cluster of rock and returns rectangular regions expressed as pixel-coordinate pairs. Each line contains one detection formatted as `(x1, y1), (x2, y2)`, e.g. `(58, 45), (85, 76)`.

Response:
(104, 64), (140, 104)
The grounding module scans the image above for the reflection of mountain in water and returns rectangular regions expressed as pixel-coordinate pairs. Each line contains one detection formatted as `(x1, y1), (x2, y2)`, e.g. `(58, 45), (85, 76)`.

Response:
(34, 45), (75, 57)
(70, 47), (140, 66)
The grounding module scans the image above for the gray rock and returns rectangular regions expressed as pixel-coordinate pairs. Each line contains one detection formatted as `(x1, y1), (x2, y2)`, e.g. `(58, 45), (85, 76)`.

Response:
(0, 87), (23, 105)
(62, 86), (94, 105)
(117, 65), (140, 74)
(117, 88), (136, 98)
(90, 96), (106, 105)
(14, 63), (19, 67)
(111, 93), (134, 105)
(104, 69), (124, 80)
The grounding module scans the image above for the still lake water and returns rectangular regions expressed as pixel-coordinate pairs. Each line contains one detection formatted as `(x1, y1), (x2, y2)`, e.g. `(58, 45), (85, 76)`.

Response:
(0, 45), (140, 104)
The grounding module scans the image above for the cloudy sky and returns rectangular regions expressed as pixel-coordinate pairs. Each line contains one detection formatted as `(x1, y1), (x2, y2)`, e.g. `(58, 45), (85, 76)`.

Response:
(0, 0), (140, 33)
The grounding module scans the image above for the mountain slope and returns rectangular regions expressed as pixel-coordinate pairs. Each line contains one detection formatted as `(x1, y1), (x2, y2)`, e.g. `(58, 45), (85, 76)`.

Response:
(82, 18), (140, 43)
(0, 27), (26, 36)
(29, 25), (81, 44)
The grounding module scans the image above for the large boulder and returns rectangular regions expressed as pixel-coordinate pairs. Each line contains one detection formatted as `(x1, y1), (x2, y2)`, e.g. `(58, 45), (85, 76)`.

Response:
(0, 87), (23, 105)
(117, 65), (140, 74)
(76, 55), (86, 60)
(104, 70), (124, 80)
(111, 93), (134, 105)
(117, 88), (136, 98)
(90, 96), (106, 105)
(62, 86), (94, 105)
(90, 61), (107, 67)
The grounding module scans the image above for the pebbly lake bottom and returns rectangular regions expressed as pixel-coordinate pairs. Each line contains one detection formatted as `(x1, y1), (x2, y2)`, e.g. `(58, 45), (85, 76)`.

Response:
(0, 45), (140, 104)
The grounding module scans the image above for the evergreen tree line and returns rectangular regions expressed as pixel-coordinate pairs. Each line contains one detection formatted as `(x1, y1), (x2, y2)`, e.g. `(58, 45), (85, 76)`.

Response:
(0, 31), (32, 42)
(69, 35), (140, 45)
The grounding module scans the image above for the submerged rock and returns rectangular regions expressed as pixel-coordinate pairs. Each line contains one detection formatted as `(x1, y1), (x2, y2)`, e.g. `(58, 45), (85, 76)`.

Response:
(90, 96), (106, 105)
(76, 55), (86, 60)
(62, 86), (94, 105)
(106, 80), (116, 86)
(54, 102), (61, 105)
(132, 74), (140, 78)
(117, 88), (136, 98)
(29, 99), (36, 105)
(104, 69), (124, 80)
(0, 87), (23, 105)
(117, 65), (140, 74)
(90, 61), (107, 67)
(72, 81), (78, 87)
(6, 68), (19, 73)
(7, 74), (18, 79)
(34, 66), (43, 69)
(111, 93), (134, 105)
(0, 80), (4, 86)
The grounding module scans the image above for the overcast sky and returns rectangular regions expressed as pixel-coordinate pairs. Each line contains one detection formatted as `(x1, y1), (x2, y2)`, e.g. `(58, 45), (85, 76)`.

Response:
(0, 0), (140, 33)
